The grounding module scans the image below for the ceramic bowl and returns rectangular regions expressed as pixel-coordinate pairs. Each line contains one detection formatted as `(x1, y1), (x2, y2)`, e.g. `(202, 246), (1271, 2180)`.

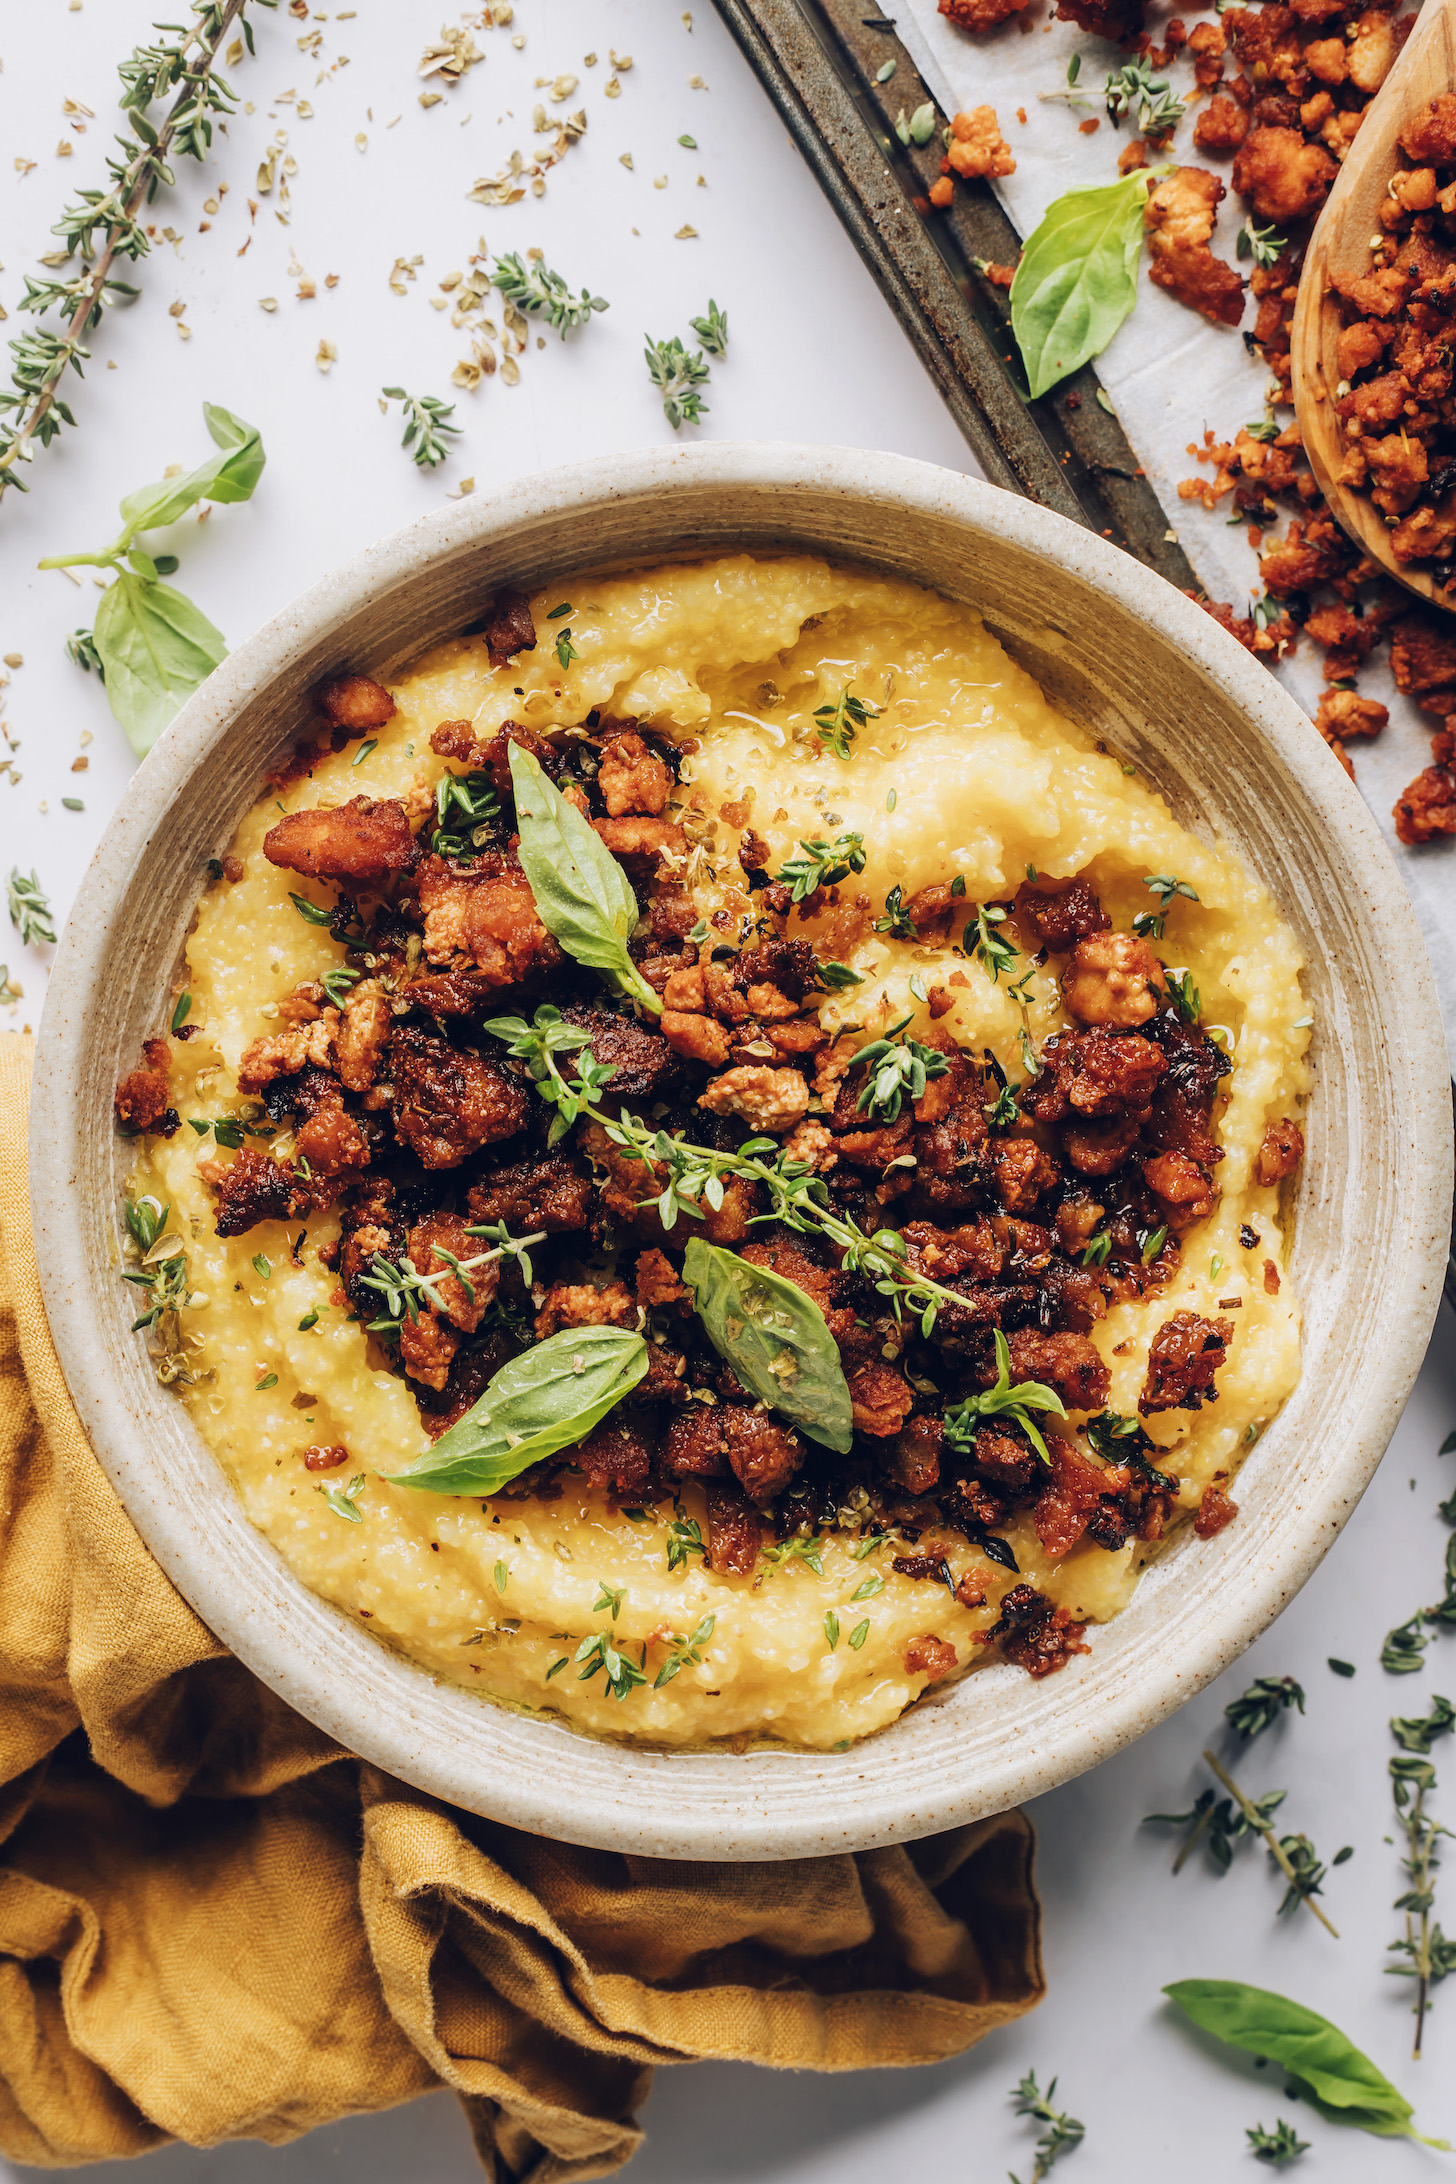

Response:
(31, 444), (1453, 1859)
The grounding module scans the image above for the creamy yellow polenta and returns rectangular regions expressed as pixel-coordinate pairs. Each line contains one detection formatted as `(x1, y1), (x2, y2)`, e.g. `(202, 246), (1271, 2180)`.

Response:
(133, 555), (1309, 1750)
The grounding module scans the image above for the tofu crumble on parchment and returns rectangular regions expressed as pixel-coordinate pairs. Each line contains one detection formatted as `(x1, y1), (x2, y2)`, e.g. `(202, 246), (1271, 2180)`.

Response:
(124, 555), (1308, 1750)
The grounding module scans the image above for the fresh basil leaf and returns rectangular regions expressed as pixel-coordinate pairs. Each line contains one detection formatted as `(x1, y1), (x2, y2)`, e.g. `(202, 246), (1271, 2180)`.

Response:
(385, 1325), (649, 1495)
(1011, 171), (1156, 401)
(93, 572), (228, 756)
(1164, 1981), (1450, 2147)
(118, 403), (266, 540)
(681, 1236), (853, 1455)
(508, 744), (661, 1014)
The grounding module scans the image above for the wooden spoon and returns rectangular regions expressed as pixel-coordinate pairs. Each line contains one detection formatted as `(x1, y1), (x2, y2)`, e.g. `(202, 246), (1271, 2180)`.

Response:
(1292, 0), (1456, 614)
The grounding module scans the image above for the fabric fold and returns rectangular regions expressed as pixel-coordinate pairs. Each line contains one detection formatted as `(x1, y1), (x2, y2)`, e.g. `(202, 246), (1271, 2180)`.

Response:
(0, 1032), (1043, 2176)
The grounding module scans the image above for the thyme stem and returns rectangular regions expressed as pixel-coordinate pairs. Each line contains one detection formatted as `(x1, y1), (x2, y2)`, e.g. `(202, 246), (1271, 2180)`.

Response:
(1203, 1749), (1340, 1937)
(0, 0), (260, 496)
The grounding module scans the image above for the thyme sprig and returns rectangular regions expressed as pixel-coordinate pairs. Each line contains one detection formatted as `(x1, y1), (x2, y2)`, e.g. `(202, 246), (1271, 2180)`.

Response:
(120, 1193), (200, 1382)
(654, 1612), (716, 1687)
(1009, 2071), (1084, 2183)
(1202, 1749), (1339, 1935)
(1134, 871), (1199, 940)
(360, 1224), (545, 1335)
(849, 1014), (950, 1123)
(1246, 2119), (1309, 2165)
(432, 768), (500, 856)
(1238, 220), (1288, 268)
(644, 332), (711, 427)
(486, 1005), (1046, 1343)
(7, 867), (55, 947)
(0, 0), (275, 502)
(688, 299), (728, 357)
(381, 386), (461, 470)
(812, 684), (881, 760)
(773, 830), (866, 904)
(970, 901), (1018, 981)
(1387, 1693), (1456, 2057)
(574, 1629), (647, 1700)
(1226, 1675), (1306, 1741)
(871, 885), (915, 941)
(1104, 56), (1185, 133)
(494, 251), (608, 336)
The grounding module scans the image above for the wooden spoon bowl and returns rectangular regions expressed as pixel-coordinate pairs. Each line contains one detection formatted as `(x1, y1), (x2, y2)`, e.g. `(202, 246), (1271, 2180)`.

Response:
(1292, 0), (1456, 614)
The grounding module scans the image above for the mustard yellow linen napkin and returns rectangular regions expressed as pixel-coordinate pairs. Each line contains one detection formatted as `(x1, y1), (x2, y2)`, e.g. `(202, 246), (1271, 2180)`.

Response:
(0, 1031), (1043, 2177)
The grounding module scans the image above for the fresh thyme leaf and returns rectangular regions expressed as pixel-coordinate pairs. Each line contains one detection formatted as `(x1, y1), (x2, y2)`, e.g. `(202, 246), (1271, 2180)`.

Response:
(380, 385), (461, 470)
(317, 1471), (367, 1523)
(688, 298), (728, 356)
(351, 740), (377, 768)
(1140, 1224), (1168, 1266)
(849, 1574), (883, 1602)
(815, 959), (865, 990)
(812, 684), (881, 760)
(1164, 967), (1201, 1022)
(969, 902), (1019, 982)
(2, 9), (268, 511)
(1164, 1981), (1449, 2146)
(494, 252), (609, 337)
(761, 1533), (826, 1576)
(66, 626), (106, 678)
(1010, 169), (1159, 400)
(871, 884), (916, 941)
(1009, 2070), (1084, 2184)
(554, 625), (579, 670)
(494, 1559), (508, 1595)
(1383, 1615), (1430, 1675)
(593, 1579), (625, 1620)
(775, 831), (866, 904)
(508, 743), (662, 1014)
(432, 768), (500, 858)
(1132, 871), (1198, 940)
(573, 1629), (648, 1700)
(170, 990), (192, 1032)
(1104, 55), (1184, 132)
(386, 1325), (649, 1494)
(1329, 1657), (1356, 1677)
(1247, 2119), (1309, 2166)
(824, 1610), (840, 1649)
(943, 1329), (1067, 1465)
(1238, 220), (1288, 267)
(7, 867), (56, 946)
(654, 1611), (715, 1687)
(666, 1512), (706, 1572)
(298, 1308), (319, 1331)
(848, 1016), (950, 1123)
(1387, 1694), (1456, 2052)
(848, 1619), (870, 1649)
(682, 1236), (854, 1454)
(1080, 1231), (1111, 1267)
(644, 332), (710, 427)
(1226, 1675), (1305, 1741)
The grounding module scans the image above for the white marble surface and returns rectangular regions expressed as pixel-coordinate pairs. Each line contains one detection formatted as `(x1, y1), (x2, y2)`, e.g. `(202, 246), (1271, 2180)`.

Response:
(1, 1), (1454, 2178)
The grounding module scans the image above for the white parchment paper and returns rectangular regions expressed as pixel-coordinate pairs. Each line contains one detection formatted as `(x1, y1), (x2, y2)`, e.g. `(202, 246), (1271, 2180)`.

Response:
(898, 0), (1455, 1061)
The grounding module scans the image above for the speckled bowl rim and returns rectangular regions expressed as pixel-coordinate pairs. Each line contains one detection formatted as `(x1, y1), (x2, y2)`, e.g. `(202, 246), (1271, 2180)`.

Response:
(30, 443), (1453, 1859)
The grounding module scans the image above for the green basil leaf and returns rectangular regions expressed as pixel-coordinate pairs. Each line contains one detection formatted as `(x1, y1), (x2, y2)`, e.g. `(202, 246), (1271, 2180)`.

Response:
(681, 1236), (853, 1455)
(93, 572), (227, 757)
(385, 1325), (649, 1495)
(508, 743), (661, 1014)
(1164, 1981), (1449, 2147)
(118, 403), (266, 540)
(1011, 171), (1155, 401)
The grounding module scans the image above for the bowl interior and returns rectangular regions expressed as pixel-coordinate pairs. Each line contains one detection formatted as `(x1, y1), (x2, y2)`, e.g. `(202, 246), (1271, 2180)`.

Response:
(30, 446), (1452, 1858)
